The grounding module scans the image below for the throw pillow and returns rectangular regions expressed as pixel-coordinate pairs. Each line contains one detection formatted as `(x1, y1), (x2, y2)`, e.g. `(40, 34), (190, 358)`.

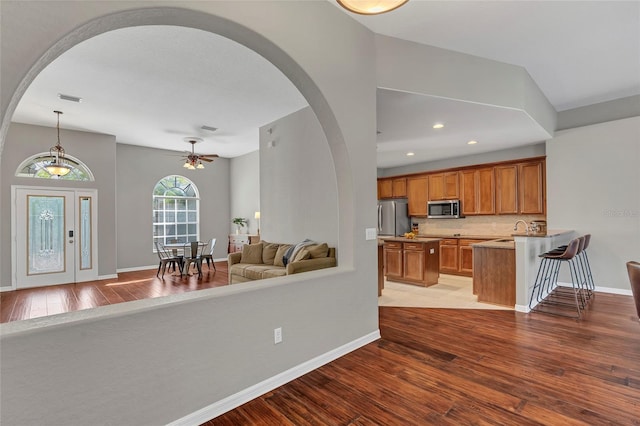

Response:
(307, 243), (329, 258)
(240, 243), (263, 264)
(292, 248), (311, 262)
(274, 244), (292, 267)
(261, 242), (279, 265)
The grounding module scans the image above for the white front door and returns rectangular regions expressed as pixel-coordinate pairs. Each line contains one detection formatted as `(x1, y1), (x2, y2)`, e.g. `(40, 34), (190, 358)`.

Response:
(12, 186), (98, 289)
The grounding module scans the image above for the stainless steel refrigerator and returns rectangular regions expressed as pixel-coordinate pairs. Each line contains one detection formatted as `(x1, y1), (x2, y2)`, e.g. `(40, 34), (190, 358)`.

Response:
(377, 199), (410, 236)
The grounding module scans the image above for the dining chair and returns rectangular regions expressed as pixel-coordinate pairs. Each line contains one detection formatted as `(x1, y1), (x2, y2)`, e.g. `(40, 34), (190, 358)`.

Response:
(201, 238), (217, 271)
(154, 242), (182, 278)
(182, 241), (205, 278)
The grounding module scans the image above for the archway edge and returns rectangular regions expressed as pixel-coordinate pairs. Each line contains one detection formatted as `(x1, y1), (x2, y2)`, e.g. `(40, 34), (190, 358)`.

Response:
(0, 4), (362, 266)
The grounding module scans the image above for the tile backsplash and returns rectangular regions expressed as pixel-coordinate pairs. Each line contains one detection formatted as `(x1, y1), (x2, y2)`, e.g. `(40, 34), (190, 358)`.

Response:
(412, 215), (546, 237)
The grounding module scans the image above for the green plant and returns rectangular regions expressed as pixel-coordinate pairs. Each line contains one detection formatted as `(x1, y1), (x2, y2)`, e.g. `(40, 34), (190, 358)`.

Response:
(232, 217), (248, 227)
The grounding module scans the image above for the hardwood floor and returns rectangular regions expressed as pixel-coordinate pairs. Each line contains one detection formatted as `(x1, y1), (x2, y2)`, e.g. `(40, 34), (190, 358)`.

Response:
(0, 261), (228, 323)
(207, 293), (640, 425)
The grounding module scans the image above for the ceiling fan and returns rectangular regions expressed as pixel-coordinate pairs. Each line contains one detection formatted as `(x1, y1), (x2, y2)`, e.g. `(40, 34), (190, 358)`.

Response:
(181, 137), (219, 170)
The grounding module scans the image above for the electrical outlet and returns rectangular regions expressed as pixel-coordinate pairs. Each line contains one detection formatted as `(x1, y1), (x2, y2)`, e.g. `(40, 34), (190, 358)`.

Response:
(274, 327), (282, 344)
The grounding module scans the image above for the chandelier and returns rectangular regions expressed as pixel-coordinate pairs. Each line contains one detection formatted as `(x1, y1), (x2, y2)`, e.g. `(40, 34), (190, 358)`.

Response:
(337, 0), (408, 15)
(45, 111), (72, 176)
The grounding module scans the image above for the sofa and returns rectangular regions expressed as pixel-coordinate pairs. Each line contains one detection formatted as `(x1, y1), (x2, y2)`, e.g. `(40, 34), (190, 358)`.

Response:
(228, 240), (336, 284)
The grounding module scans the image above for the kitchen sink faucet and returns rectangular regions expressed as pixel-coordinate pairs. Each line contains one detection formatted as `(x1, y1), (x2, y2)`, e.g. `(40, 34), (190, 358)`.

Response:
(514, 220), (530, 235)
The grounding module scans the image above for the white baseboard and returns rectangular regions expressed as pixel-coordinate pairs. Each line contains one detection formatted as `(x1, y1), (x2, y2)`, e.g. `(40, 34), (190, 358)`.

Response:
(116, 265), (157, 273)
(515, 304), (530, 313)
(557, 281), (632, 296)
(98, 274), (119, 280)
(168, 330), (381, 426)
(0, 285), (16, 292)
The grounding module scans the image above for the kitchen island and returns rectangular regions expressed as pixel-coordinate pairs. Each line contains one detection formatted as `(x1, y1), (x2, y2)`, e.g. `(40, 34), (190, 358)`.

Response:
(380, 237), (441, 287)
(472, 239), (516, 307)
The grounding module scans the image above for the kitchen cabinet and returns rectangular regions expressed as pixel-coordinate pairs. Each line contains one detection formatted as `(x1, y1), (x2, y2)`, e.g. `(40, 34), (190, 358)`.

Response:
(519, 161), (545, 214)
(439, 238), (459, 274)
(407, 175), (428, 216)
(473, 245), (516, 306)
(383, 241), (403, 280)
(458, 239), (485, 276)
(384, 239), (440, 286)
(496, 165), (519, 214)
(378, 177), (407, 199)
(496, 160), (545, 215)
(428, 172), (459, 201)
(460, 167), (495, 215)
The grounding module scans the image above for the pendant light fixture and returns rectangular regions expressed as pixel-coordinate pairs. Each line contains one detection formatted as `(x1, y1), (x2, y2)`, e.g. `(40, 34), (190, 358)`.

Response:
(45, 110), (72, 177)
(337, 0), (408, 15)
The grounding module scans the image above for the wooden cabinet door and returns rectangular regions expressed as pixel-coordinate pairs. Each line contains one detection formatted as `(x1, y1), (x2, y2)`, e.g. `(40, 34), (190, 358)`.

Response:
(519, 161), (544, 214)
(439, 239), (459, 274)
(384, 243), (403, 279)
(460, 170), (477, 215)
(392, 178), (407, 198)
(407, 175), (428, 216)
(378, 179), (393, 199)
(428, 174), (444, 201)
(476, 167), (495, 214)
(403, 243), (425, 282)
(496, 165), (518, 214)
(443, 172), (459, 199)
(459, 239), (483, 276)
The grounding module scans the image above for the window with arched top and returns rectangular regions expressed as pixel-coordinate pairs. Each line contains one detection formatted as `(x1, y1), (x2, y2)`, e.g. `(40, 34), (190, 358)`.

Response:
(15, 153), (95, 181)
(152, 175), (200, 249)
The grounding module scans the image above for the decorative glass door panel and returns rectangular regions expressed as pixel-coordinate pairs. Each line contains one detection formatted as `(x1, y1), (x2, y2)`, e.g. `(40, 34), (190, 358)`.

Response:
(13, 187), (98, 289)
(27, 195), (66, 275)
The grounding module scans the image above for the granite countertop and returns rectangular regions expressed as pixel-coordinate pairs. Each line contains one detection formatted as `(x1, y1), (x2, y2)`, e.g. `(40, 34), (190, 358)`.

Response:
(417, 233), (512, 240)
(471, 239), (515, 250)
(379, 236), (443, 243)
(511, 229), (572, 238)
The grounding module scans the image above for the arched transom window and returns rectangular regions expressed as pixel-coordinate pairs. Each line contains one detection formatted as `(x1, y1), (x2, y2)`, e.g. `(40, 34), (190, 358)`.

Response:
(153, 175), (200, 249)
(15, 153), (95, 181)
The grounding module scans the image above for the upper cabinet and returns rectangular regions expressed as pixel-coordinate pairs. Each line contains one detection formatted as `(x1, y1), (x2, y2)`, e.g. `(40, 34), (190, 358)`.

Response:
(428, 172), (459, 201)
(518, 161), (545, 214)
(380, 157), (545, 217)
(407, 175), (429, 216)
(460, 167), (495, 215)
(378, 177), (407, 199)
(496, 159), (545, 215)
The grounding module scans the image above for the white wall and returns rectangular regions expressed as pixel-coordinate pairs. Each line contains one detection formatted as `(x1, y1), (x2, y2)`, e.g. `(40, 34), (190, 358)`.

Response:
(259, 107), (339, 247)
(230, 150), (260, 235)
(116, 143), (231, 269)
(546, 116), (640, 290)
(0, 3), (378, 425)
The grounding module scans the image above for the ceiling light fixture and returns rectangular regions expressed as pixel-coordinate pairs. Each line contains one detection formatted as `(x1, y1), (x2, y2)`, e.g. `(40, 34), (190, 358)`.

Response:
(433, 123), (444, 129)
(337, 0), (409, 15)
(45, 111), (72, 176)
(406, 152), (415, 156)
(468, 140), (478, 145)
(182, 137), (218, 170)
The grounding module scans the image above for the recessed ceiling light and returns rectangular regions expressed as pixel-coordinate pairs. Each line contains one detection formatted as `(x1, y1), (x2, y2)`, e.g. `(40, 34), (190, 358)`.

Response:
(467, 140), (478, 145)
(406, 152), (415, 156)
(433, 123), (444, 129)
(58, 93), (82, 103)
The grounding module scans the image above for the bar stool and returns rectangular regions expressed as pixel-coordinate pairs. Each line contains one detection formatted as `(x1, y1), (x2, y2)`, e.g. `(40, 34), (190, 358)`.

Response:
(529, 238), (584, 318)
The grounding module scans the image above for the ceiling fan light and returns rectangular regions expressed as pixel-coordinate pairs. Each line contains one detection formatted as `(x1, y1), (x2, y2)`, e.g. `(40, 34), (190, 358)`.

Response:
(337, 0), (408, 15)
(188, 163), (196, 170)
(183, 161), (190, 168)
(196, 162), (205, 169)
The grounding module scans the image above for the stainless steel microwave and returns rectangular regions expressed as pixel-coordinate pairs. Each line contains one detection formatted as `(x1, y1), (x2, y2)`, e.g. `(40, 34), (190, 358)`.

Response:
(427, 200), (464, 219)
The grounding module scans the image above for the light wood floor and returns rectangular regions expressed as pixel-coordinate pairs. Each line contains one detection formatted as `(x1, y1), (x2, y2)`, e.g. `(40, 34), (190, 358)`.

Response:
(0, 261), (228, 323)
(207, 293), (640, 425)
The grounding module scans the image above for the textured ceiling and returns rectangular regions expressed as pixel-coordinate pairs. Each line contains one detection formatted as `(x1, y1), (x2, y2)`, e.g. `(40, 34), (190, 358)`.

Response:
(11, 2), (640, 168)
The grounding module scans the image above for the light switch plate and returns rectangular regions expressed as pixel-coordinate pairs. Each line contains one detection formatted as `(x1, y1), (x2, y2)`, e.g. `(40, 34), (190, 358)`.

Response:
(365, 228), (377, 240)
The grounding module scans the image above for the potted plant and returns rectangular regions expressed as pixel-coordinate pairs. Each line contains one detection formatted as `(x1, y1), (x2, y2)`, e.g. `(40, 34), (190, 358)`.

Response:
(232, 217), (248, 234)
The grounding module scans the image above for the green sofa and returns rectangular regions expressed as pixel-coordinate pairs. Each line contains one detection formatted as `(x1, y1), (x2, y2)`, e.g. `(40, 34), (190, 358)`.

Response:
(228, 240), (336, 284)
